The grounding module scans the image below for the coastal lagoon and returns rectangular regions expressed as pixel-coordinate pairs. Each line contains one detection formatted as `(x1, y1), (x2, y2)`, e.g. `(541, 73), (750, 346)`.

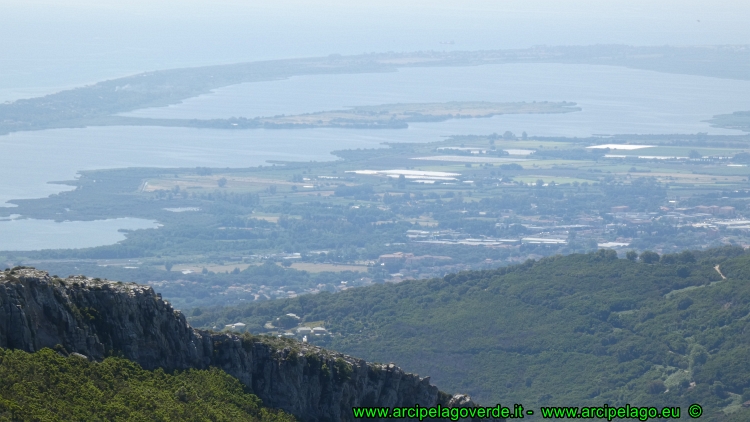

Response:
(124, 63), (750, 136)
(0, 125), (408, 205)
(3, 63), (750, 250)
(7, 63), (750, 205)
(0, 217), (158, 251)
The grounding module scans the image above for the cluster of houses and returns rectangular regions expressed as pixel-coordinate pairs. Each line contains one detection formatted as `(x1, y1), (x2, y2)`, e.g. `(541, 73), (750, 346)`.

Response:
(223, 313), (328, 342)
(378, 251), (452, 266)
(692, 205), (736, 217)
(224, 322), (246, 330)
(280, 313), (328, 341)
(295, 326), (328, 336)
(612, 205), (736, 217)
(280, 323), (328, 343)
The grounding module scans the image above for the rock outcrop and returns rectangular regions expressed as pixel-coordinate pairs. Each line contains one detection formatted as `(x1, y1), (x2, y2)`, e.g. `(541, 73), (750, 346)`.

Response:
(0, 268), (491, 421)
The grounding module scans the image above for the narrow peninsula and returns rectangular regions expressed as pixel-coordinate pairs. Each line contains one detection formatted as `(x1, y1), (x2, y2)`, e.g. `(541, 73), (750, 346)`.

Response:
(93, 101), (580, 130)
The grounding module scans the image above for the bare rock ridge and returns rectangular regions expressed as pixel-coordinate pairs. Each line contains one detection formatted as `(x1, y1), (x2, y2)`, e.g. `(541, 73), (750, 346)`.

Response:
(0, 268), (487, 421)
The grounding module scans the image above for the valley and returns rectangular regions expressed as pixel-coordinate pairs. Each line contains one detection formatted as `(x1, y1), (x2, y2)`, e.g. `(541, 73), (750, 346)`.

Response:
(190, 246), (750, 420)
(2, 41), (750, 421)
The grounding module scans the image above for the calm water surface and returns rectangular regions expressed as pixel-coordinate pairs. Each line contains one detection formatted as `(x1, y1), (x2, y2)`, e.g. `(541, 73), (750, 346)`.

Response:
(125, 64), (750, 135)
(0, 218), (158, 251)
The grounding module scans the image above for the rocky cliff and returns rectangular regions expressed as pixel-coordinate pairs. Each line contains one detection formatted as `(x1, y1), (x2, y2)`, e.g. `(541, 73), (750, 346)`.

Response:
(0, 268), (488, 421)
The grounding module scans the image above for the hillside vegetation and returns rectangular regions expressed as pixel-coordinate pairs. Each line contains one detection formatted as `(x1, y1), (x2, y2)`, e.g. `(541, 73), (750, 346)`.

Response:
(192, 246), (750, 420)
(0, 348), (294, 422)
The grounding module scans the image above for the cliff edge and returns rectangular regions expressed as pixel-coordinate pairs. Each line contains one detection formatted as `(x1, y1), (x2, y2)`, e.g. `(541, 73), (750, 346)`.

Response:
(0, 268), (488, 421)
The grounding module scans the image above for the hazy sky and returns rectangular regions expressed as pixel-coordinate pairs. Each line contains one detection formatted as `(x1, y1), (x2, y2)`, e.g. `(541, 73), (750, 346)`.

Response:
(1, 0), (749, 99)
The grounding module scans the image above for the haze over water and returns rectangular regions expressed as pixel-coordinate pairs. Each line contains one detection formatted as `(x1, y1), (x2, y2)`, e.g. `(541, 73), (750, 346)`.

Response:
(2, 0), (749, 101)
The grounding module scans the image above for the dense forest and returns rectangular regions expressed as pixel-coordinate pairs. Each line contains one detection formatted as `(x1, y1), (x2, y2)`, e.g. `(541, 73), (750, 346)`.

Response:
(0, 348), (293, 421)
(192, 246), (750, 420)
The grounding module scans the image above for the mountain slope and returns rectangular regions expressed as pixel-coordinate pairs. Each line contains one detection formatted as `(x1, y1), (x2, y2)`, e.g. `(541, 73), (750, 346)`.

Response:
(0, 268), (482, 422)
(192, 247), (750, 420)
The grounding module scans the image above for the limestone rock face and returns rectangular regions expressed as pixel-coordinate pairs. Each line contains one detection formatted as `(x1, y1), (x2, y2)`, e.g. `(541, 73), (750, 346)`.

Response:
(0, 269), (493, 421)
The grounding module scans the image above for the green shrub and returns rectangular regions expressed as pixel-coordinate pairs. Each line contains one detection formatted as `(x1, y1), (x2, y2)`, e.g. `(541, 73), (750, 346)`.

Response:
(0, 348), (295, 422)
